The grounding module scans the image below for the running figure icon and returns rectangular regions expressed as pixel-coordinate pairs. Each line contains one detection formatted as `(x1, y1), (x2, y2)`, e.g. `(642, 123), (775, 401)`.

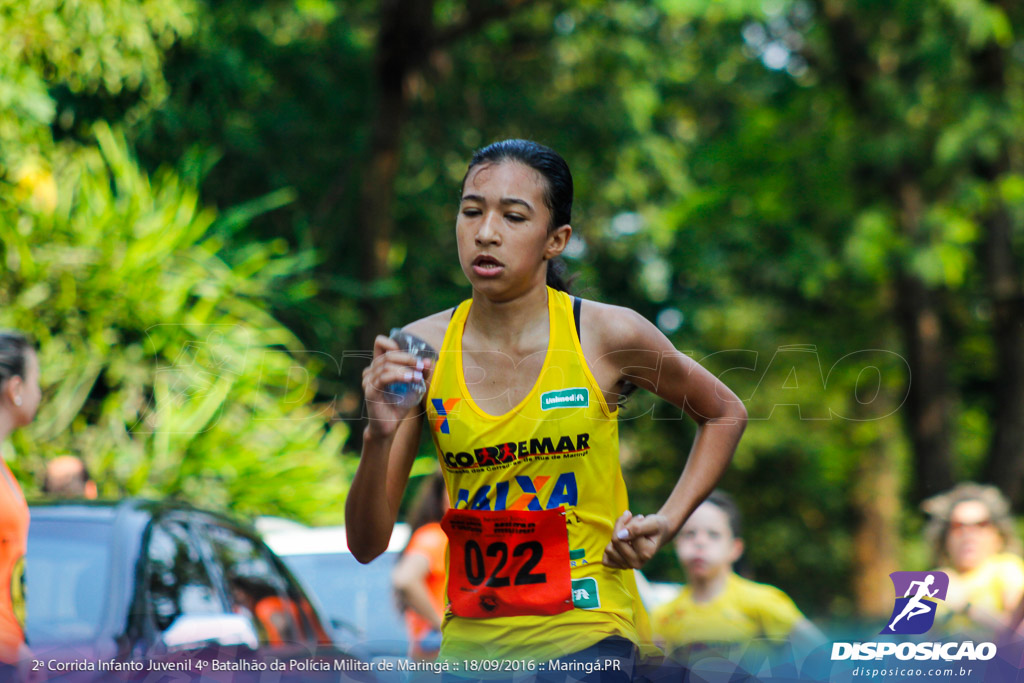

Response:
(889, 574), (939, 631)
(882, 571), (949, 635)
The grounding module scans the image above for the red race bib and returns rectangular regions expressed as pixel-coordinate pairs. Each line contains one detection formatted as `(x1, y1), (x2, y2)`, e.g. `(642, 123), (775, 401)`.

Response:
(441, 507), (572, 618)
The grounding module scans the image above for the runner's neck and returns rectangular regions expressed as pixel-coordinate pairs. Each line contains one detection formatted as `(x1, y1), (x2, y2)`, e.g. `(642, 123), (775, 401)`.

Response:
(689, 570), (731, 604)
(465, 284), (550, 349)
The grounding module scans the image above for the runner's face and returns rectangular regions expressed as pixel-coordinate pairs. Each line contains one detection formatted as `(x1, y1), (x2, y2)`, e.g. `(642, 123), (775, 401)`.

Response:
(457, 161), (556, 298)
(674, 502), (742, 581)
(946, 500), (1002, 573)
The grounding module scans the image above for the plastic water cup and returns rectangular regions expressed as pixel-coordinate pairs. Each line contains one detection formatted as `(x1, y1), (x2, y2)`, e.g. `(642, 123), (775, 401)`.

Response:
(383, 328), (438, 408)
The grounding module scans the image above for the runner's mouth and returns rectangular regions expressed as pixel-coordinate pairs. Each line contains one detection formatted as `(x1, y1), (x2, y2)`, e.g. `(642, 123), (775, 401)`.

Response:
(472, 254), (505, 276)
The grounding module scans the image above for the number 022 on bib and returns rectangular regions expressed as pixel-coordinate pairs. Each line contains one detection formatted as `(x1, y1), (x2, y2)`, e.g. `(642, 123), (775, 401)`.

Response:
(441, 507), (573, 618)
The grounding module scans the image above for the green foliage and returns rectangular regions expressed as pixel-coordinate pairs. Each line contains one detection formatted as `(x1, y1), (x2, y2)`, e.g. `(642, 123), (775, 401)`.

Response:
(0, 0), (197, 169)
(0, 126), (347, 524)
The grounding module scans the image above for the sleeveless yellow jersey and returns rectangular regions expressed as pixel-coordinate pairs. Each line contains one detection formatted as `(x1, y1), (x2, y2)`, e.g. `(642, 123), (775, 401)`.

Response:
(426, 287), (650, 663)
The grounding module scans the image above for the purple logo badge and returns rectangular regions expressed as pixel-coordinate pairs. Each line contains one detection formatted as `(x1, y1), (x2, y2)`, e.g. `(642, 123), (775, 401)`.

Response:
(881, 571), (949, 635)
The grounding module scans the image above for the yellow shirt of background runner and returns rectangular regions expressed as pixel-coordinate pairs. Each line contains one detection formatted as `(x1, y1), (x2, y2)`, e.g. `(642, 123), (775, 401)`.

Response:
(651, 572), (804, 655)
(937, 552), (1024, 636)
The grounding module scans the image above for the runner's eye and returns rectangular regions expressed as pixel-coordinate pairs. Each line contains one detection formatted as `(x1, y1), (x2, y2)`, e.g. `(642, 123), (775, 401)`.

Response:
(506, 213), (525, 222)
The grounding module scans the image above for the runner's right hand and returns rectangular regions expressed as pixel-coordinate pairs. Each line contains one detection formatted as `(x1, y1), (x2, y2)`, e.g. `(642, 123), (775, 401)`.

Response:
(362, 334), (432, 439)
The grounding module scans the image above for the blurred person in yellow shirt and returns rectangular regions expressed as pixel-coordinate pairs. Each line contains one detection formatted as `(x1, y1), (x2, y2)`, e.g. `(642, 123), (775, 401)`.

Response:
(922, 483), (1024, 638)
(651, 491), (823, 667)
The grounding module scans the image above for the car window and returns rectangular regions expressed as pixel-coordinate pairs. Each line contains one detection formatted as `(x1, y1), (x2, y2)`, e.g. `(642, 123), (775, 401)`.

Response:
(281, 552), (407, 653)
(203, 524), (324, 648)
(146, 519), (223, 632)
(25, 519), (111, 643)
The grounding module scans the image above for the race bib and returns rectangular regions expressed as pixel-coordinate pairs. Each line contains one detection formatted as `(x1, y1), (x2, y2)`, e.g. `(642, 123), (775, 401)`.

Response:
(441, 507), (572, 618)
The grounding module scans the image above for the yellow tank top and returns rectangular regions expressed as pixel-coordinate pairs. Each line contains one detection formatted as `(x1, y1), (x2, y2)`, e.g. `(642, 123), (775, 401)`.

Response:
(426, 287), (650, 663)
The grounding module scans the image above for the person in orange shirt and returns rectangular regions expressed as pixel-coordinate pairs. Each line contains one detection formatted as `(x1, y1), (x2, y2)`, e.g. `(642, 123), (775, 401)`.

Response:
(229, 575), (303, 646)
(392, 471), (449, 660)
(0, 332), (42, 680)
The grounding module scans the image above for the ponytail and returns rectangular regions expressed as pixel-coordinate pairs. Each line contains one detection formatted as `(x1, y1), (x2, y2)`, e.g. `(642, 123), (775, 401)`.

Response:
(546, 258), (574, 294)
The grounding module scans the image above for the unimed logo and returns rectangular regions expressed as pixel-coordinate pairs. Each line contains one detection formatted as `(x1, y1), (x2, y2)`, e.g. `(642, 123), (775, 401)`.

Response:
(881, 571), (948, 635)
(540, 388), (589, 410)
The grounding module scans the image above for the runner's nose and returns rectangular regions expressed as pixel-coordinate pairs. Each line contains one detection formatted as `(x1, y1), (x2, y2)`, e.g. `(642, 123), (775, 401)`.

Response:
(475, 211), (501, 246)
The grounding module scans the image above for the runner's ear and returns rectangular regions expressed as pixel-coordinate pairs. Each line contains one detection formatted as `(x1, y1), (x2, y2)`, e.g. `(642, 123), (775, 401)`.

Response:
(730, 538), (744, 565)
(544, 225), (572, 260)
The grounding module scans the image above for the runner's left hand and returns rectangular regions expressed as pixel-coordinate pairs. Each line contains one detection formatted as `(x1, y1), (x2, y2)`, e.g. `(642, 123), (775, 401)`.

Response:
(602, 510), (670, 569)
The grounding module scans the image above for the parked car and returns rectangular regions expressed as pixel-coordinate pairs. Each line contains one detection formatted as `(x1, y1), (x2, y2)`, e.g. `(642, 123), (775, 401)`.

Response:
(25, 500), (364, 681)
(258, 520), (410, 662)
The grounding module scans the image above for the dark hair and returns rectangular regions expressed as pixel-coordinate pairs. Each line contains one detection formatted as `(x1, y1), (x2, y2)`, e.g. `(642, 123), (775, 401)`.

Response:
(464, 139), (575, 293)
(704, 489), (743, 539)
(922, 482), (1021, 565)
(230, 575), (277, 602)
(407, 471), (448, 532)
(0, 331), (34, 387)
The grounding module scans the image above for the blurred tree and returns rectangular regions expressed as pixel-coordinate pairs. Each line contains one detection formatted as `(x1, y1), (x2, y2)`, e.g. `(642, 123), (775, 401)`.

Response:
(625, 0), (1024, 614)
(0, 0), (348, 523)
(0, 0), (198, 169)
(1, 125), (349, 523)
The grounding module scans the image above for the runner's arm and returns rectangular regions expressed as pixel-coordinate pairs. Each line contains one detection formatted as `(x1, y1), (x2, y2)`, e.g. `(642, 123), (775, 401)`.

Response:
(346, 314), (448, 562)
(392, 553), (444, 630)
(346, 412), (425, 563)
(589, 305), (747, 568)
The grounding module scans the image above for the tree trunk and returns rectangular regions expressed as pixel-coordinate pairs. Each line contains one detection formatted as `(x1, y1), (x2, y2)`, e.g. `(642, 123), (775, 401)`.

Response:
(970, 35), (1024, 504)
(981, 200), (1024, 503)
(851, 397), (902, 617)
(893, 180), (954, 500)
(356, 0), (435, 351)
(815, 0), (955, 500)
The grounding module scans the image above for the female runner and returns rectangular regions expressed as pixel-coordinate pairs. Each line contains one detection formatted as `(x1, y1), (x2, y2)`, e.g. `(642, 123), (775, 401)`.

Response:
(346, 140), (747, 672)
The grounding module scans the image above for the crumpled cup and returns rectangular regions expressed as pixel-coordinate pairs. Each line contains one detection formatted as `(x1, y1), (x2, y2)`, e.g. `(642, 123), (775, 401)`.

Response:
(382, 328), (438, 408)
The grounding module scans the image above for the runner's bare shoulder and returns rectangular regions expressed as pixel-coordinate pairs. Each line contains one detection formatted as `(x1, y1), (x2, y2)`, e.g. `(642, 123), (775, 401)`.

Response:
(398, 310), (451, 354)
(577, 298), (656, 354)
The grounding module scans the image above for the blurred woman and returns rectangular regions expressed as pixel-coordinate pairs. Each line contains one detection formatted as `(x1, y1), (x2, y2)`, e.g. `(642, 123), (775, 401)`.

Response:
(392, 471), (448, 660)
(923, 482), (1024, 636)
(651, 491), (822, 664)
(0, 331), (41, 676)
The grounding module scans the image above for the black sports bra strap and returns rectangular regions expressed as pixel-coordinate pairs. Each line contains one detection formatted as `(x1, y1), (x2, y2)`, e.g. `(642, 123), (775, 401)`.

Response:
(573, 296), (582, 341)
